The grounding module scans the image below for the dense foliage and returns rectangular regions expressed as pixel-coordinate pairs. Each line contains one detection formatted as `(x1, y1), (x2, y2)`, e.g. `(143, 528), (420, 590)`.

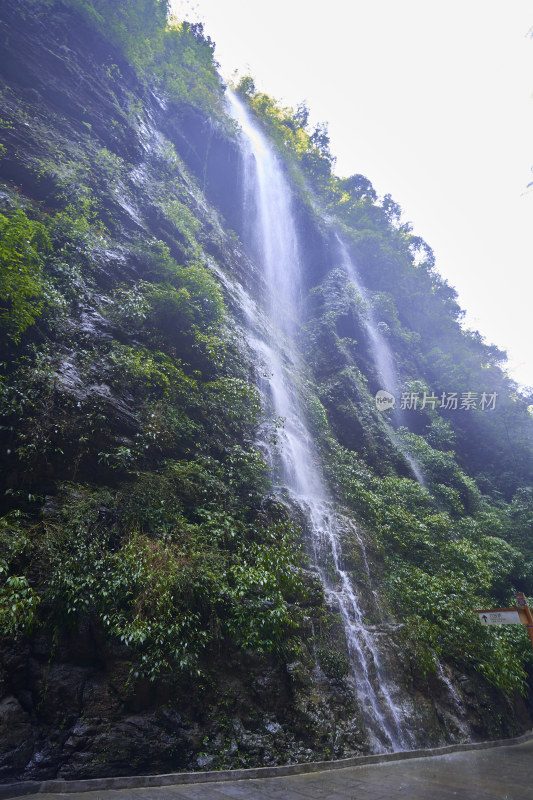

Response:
(0, 188), (304, 679)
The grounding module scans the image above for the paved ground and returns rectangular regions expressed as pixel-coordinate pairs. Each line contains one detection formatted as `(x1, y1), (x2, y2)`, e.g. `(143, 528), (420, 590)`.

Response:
(18, 739), (533, 800)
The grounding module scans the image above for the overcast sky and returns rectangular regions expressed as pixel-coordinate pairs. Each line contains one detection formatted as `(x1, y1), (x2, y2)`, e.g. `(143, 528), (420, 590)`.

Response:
(171, 0), (533, 388)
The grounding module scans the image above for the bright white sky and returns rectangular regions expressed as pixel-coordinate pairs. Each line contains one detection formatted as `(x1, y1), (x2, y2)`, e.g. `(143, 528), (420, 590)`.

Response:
(171, 0), (533, 389)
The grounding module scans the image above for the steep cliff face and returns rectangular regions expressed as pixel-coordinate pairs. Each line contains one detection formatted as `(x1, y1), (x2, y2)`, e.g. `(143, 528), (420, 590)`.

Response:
(0, 0), (532, 783)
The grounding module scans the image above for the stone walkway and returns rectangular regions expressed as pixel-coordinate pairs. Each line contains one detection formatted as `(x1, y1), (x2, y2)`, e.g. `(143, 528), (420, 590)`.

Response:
(14, 739), (533, 800)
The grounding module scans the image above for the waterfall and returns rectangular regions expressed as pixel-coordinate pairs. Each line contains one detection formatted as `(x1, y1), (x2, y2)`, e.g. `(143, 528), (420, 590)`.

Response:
(227, 88), (411, 753)
(434, 661), (470, 740)
(336, 237), (398, 400)
(336, 239), (425, 484)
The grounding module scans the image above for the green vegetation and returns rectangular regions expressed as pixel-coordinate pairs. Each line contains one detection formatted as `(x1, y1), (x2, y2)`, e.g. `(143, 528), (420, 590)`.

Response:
(0, 193), (303, 680)
(36, 473), (303, 681)
(64, 0), (223, 112)
(0, 209), (52, 342)
(323, 441), (533, 695)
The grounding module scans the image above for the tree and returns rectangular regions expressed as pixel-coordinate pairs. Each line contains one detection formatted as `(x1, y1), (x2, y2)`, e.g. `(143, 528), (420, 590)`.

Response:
(310, 122), (332, 158)
(381, 193), (402, 224)
(339, 174), (377, 202)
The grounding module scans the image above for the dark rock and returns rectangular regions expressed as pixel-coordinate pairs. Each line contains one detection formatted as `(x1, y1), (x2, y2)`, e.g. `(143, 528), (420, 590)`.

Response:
(0, 696), (34, 777)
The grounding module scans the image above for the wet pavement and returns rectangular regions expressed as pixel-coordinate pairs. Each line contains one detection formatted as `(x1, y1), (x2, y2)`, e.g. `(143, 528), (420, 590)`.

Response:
(15, 739), (533, 800)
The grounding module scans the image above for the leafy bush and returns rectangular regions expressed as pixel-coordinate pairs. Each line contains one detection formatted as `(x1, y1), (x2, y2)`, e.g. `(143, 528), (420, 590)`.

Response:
(316, 646), (350, 680)
(36, 476), (302, 680)
(0, 512), (40, 635)
(0, 209), (51, 342)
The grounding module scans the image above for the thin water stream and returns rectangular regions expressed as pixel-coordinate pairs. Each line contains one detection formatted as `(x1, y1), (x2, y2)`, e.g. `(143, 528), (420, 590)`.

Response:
(336, 238), (425, 484)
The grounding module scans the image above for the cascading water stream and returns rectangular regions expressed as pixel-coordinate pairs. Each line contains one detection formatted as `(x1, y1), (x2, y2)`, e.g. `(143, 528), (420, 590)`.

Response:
(435, 661), (470, 739)
(335, 238), (425, 484)
(336, 237), (398, 400)
(227, 88), (410, 752)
